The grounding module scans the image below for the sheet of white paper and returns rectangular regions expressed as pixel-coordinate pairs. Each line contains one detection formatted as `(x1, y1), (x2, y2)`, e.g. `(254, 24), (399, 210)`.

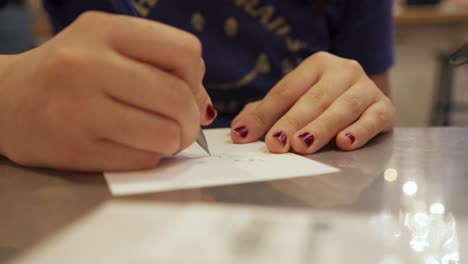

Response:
(10, 201), (466, 264)
(7, 202), (324, 264)
(104, 128), (339, 196)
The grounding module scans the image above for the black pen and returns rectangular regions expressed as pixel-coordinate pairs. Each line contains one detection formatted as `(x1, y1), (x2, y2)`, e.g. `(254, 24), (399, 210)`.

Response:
(110, 0), (211, 156)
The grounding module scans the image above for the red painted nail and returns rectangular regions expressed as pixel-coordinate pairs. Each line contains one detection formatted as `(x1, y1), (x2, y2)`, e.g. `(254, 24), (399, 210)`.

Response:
(298, 132), (315, 147)
(345, 132), (356, 144)
(273, 131), (287, 147)
(233, 126), (248, 138)
(206, 104), (217, 120)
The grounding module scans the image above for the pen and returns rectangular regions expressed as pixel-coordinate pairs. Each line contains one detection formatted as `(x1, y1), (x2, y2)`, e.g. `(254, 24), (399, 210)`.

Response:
(110, 0), (211, 156)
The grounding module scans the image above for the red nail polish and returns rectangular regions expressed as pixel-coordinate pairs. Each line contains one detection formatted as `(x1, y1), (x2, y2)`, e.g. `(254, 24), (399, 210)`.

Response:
(345, 132), (356, 144)
(233, 126), (248, 138)
(206, 104), (217, 120)
(273, 131), (287, 147)
(298, 132), (315, 147)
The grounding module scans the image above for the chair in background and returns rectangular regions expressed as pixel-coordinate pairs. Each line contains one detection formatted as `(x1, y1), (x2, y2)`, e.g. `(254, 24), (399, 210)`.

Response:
(431, 44), (468, 126)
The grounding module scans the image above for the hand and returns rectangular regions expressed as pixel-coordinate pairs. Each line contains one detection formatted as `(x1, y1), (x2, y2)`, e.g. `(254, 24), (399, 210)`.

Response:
(0, 11), (215, 171)
(230, 52), (395, 154)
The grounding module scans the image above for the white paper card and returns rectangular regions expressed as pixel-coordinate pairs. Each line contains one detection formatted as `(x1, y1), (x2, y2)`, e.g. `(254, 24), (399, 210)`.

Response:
(104, 128), (339, 196)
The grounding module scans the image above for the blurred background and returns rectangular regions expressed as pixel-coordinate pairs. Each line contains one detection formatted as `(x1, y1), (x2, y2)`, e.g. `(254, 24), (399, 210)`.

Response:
(1, 0), (468, 127)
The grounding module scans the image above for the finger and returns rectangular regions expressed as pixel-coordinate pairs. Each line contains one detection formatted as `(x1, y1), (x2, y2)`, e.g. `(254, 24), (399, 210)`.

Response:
(262, 77), (360, 153)
(230, 100), (261, 126)
(100, 53), (200, 132)
(290, 81), (377, 154)
(105, 17), (213, 126)
(195, 58), (217, 125)
(77, 12), (203, 92)
(72, 140), (161, 172)
(198, 85), (217, 126)
(263, 75), (370, 153)
(90, 97), (196, 155)
(231, 54), (357, 144)
(230, 58), (324, 143)
(335, 98), (395, 151)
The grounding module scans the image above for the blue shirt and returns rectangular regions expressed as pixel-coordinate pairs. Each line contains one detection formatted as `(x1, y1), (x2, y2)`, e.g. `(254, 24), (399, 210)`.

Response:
(44, 0), (394, 127)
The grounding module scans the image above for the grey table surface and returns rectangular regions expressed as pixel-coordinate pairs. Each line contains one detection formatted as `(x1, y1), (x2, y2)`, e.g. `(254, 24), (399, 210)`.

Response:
(1, 127), (467, 262)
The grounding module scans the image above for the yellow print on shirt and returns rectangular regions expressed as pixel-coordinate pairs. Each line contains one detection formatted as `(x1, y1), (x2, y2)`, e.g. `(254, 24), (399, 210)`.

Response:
(130, 0), (308, 91)
(233, 0), (306, 53)
(131, 0), (158, 17)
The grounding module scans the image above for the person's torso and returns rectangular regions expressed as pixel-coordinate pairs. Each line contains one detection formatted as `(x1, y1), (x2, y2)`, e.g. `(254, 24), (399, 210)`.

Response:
(44, 0), (344, 116)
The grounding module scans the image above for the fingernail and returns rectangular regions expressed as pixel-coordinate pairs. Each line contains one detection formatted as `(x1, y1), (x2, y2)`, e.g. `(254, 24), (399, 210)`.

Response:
(345, 132), (356, 144)
(233, 126), (248, 138)
(273, 131), (287, 147)
(206, 104), (217, 120)
(298, 132), (315, 147)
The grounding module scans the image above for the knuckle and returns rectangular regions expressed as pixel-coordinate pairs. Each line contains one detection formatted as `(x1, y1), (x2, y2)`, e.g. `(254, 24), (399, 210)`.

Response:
(358, 119), (382, 137)
(76, 11), (108, 25)
(374, 107), (389, 125)
(305, 89), (331, 113)
(74, 11), (114, 38)
(284, 116), (302, 130)
(344, 59), (364, 74)
(189, 36), (203, 57)
(171, 77), (192, 94)
(181, 33), (203, 58)
(243, 101), (259, 112)
(269, 84), (295, 101)
(356, 122), (375, 136)
(313, 118), (334, 136)
(382, 96), (395, 110)
(250, 110), (268, 128)
(47, 48), (86, 79)
(158, 121), (181, 154)
(375, 98), (395, 125)
(244, 102), (256, 109)
(50, 48), (78, 70)
(171, 80), (195, 109)
(341, 94), (364, 114)
(311, 51), (330, 61)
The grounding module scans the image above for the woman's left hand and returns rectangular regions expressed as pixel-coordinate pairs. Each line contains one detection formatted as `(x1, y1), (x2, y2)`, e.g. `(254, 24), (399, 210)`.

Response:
(230, 51), (395, 154)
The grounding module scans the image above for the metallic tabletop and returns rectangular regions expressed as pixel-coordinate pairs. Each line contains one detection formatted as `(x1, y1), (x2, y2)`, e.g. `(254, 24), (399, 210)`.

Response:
(1, 127), (467, 262)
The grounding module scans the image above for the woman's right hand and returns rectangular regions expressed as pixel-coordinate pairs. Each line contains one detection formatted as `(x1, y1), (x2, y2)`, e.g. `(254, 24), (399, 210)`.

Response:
(0, 11), (215, 171)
